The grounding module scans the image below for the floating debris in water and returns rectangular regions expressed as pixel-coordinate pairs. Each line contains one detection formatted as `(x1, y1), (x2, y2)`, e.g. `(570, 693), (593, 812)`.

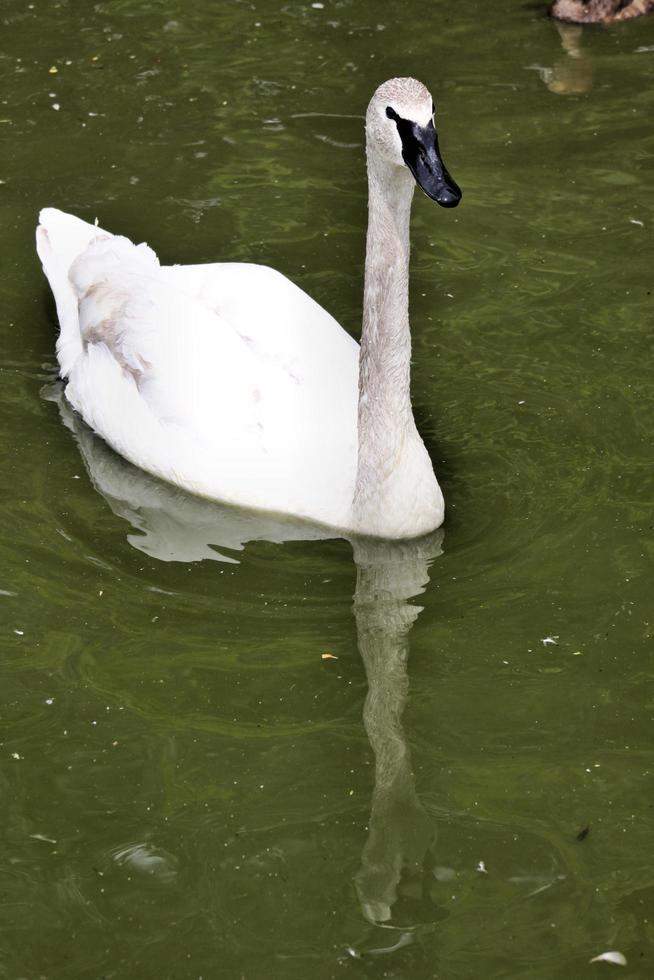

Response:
(589, 951), (627, 966)
(112, 842), (178, 882)
(321, 652), (338, 660)
(48, 65), (58, 74)
(476, 861), (488, 874)
(577, 825), (590, 841)
(541, 635), (559, 646)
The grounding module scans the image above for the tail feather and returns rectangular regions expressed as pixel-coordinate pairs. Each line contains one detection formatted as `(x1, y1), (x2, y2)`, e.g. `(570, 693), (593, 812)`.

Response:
(36, 208), (110, 377)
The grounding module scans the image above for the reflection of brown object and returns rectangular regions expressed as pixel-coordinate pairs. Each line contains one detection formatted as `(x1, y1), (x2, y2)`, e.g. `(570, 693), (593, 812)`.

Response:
(548, 55), (593, 93)
(549, 23), (593, 93)
(550, 0), (653, 23)
(527, 20), (594, 94)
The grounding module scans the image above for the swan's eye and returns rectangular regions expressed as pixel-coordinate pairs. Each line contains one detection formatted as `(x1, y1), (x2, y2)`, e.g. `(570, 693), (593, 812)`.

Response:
(386, 106), (400, 122)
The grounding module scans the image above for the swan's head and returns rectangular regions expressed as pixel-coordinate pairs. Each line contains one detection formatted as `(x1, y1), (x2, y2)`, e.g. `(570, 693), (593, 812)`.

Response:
(366, 77), (461, 208)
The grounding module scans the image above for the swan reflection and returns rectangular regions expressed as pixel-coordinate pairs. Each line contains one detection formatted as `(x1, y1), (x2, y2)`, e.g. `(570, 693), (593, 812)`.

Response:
(48, 383), (442, 928)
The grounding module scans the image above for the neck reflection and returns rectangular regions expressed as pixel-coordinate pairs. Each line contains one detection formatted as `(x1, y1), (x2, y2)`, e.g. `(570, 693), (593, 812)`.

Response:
(352, 534), (442, 926)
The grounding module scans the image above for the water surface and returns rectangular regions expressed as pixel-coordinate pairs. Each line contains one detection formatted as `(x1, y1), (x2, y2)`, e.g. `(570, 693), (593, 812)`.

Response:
(1, 1), (653, 977)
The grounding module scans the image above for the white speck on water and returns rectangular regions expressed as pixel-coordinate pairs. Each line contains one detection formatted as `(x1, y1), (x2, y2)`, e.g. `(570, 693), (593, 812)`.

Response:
(629, 218), (644, 227)
(476, 861), (488, 874)
(52, 103), (60, 111)
(44, 698), (54, 705)
(312, 2), (325, 7)
(541, 635), (559, 646)
(11, 752), (21, 760)
(14, 630), (24, 636)
(589, 951), (627, 966)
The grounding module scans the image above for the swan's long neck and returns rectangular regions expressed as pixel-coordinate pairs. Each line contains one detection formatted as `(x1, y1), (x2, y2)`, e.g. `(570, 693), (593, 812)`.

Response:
(353, 152), (419, 521)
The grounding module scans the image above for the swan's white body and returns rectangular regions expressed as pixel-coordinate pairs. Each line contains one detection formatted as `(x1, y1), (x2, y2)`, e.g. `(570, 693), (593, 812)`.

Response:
(37, 208), (360, 529)
(37, 78), (456, 539)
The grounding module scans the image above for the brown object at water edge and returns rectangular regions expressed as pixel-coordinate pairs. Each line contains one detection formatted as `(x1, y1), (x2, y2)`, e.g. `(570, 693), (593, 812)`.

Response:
(550, 0), (653, 22)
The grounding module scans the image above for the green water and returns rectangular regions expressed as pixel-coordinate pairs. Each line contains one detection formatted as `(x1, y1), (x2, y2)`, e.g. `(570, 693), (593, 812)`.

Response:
(1, 0), (653, 977)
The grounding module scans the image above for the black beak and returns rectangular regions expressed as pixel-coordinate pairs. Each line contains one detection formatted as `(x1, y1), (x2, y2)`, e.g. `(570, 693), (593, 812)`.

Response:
(389, 110), (462, 208)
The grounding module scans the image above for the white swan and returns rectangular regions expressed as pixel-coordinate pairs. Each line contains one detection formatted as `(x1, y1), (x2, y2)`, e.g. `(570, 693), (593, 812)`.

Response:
(36, 77), (461, 540)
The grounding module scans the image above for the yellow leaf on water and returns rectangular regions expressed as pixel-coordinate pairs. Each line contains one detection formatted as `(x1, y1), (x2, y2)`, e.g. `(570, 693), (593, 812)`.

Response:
(321, 652), (338, 660)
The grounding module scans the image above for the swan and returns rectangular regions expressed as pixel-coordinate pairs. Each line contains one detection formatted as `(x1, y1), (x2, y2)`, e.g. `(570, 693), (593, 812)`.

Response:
(550, 0), (653, 22)
(36, 77), (461, 540)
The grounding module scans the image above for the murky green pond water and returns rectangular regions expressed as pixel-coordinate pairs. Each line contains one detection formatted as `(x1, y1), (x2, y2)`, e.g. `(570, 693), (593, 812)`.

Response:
(1, 0), (653, 977)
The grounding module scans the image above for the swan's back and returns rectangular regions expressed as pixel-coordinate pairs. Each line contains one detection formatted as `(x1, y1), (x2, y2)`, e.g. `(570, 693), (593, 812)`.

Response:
(37, 208), (360, 528)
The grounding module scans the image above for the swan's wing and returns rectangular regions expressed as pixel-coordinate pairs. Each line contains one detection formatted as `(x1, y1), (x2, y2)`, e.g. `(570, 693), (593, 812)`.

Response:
(37, 210), (258, 437)
(68, 237), (358, 521)
(65, 235), (278, 475)
(159, 261), (359, 391)
(156, 261), (361, 519)
(37, 209), (359, 524)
